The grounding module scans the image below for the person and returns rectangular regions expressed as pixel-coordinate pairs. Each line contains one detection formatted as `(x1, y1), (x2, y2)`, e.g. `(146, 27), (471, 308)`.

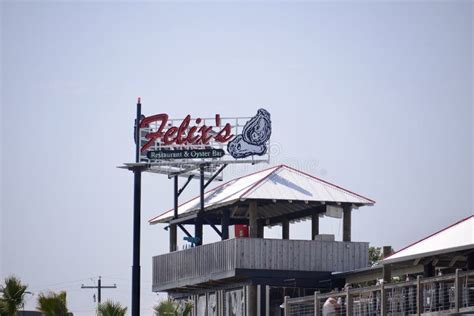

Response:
(322, 297), (339, 316)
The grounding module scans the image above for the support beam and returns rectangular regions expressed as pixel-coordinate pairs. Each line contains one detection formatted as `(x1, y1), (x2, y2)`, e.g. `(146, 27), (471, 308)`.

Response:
(249, 201), (258, 238)
(266, 205), (324, 226)
(204, 164), (227, 189)
(209, 224), (222, 238)
(221, 209), (230, 240)
(282, 218), (290, 240)
(204, 217), (222, 238)
(168, 166), (198, 178)
(178, 175), (194, 197)
(448, 256), (464, 268)
(311, 212), (319, 240)
(343, 204), (352, 242)
(178, 224), (193, 239)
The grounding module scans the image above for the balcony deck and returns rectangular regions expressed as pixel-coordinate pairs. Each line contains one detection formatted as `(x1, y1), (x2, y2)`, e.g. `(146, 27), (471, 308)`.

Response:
(152, 238), (368, 292)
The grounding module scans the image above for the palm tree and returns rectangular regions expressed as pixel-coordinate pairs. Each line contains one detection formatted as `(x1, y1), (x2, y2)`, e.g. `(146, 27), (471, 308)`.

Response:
(96, 300), (127, 316)
(0, 276), (28, 316)
(36, 291), (68, 316)
(154, 299), (192, 316)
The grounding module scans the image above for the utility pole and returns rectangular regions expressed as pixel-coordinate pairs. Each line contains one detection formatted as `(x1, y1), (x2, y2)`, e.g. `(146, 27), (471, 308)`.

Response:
(81, 276), (117, 304)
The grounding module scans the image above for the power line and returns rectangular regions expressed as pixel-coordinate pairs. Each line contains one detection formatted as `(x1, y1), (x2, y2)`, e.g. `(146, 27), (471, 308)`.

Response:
(28, 276), (97, 291)
(81, 276), (117, 304)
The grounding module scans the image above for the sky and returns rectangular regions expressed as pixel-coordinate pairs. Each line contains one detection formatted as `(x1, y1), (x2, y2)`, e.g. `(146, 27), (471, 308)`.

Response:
(1, 1), (472, 315)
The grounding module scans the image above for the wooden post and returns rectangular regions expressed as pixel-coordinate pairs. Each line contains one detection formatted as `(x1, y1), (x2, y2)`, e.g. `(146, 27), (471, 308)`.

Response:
(192, 295), (197, 316)
(282, 218), (290, 240)
(454, 268), (461, 312)
(218, 290), (223, 316)
(381, 282), (387, 316)
(265, 285), (270, 316)
(467, 252), (474, 270)
(416, 275), (422, 316)
(343, 204), (352, 242)
(423, 261), (435, 278)
(221, 209), (230, 240)
(257, 221), (264, 238)
(346, 286), (352, 316)
(311, 212), (319, 240)
(314, 291), (320, 316)
(283, 296), (289, 316)
(169, 224), (177, 252)
(249, 201), (258, 238)
(383, 264), (392, 283)
(382, 246), (392, 283)
(257, 285), (266, 316)
(195, 219), (203, 246)
(247, 285), (258, 316)
(257, 285), (261, 316)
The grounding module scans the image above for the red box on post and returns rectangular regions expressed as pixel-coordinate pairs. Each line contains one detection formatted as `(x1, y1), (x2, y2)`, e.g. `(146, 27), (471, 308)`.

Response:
(234, 225), (249, 238)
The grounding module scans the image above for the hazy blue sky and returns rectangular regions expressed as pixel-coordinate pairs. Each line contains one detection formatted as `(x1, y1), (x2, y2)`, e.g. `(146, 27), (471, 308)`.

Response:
(1, 1), (472, 315)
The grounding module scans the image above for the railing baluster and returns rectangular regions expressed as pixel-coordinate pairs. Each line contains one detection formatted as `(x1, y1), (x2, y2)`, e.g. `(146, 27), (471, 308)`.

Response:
(417, 275), (422, 316)
(314, 291), (320, 316)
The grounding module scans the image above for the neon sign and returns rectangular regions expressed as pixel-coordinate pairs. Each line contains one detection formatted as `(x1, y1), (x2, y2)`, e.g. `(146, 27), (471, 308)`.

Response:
(138, 109), (272, 162)
(140, 114), (233, 151)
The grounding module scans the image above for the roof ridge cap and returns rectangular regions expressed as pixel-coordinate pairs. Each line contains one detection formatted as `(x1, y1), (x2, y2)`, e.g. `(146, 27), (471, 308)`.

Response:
(239, 165), (284, 199)
(283, 165), (376, 204)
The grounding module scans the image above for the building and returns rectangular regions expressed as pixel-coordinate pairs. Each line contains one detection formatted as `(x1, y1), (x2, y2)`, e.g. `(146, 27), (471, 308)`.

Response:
(285, 215), (474, 315)
(334, 215), (474, 285)
(149, 164), (375, 315)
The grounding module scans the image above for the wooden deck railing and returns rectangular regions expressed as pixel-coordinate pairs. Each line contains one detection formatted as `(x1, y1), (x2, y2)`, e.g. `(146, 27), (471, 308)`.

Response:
(285, 269), (474, 316)
(152, 238), (369, 291)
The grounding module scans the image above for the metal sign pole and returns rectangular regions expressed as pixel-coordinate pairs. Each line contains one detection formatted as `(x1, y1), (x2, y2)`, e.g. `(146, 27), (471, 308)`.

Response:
(194, 164), (205, 246)
(132, 97), (142, 316)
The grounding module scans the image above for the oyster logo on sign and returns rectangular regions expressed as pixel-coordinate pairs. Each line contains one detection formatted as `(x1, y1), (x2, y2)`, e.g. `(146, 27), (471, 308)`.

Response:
(227, 109), (272, 158)
(137, 108), (272, 163)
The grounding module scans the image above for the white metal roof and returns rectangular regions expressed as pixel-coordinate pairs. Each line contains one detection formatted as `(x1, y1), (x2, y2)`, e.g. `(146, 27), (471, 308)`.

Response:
(149, 164), (375, 224)
(382, 215), (474, 265)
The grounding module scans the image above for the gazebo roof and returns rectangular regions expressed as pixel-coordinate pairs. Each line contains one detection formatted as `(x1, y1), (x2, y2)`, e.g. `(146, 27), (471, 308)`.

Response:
(149, 164), (375, 224)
